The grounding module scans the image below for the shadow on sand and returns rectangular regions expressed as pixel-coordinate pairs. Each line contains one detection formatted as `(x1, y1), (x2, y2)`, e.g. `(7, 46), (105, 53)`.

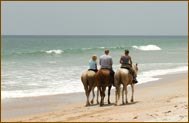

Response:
(119, 101), (140, 106)
(89, 101), (139, 107)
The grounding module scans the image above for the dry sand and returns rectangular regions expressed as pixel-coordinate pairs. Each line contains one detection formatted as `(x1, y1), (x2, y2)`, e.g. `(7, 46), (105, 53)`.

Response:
(2, 73), (188, 122)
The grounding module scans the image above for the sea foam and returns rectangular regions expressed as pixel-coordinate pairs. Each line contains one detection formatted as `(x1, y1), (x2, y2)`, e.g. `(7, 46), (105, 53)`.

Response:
(137, 66), (188, 84)
(2, 65), (187, 99)
(45, 49), (63, 54)
(132, 44), (161, 51)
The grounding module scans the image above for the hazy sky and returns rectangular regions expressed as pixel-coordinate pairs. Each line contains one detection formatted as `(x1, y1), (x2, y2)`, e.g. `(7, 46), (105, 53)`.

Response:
(2, 1), (188, 35)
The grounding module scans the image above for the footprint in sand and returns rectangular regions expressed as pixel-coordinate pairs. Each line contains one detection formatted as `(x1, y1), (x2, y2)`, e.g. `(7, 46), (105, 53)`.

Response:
(147, 114), (156, 118)
(133, 116), (138, 119)
(164, 110), (171, 114)
(166, 100), (171, 102)
(179, 115), (187, 121)
(106, 118), (113, 122)
(154, 114), (159, 116)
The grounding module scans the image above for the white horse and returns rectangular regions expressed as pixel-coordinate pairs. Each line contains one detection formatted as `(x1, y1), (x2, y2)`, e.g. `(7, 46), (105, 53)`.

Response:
(114, 64), (138, 105)
(81, 70), (99, 106)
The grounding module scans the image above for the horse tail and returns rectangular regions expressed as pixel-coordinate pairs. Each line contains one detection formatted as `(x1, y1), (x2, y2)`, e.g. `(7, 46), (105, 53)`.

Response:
(114, 69), (121, 100)
(81, 72), (88, 88)
(81, 72), (86, 84)
(96, 69), (105, 86)
(118, 69), (122, 100)
(81, 72), (89, 94)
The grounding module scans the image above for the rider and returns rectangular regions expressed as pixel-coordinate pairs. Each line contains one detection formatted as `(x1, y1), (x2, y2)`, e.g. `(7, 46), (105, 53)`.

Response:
(99, 49), (115, 79)
(120, 50), (138, 84)
(88, 55), (98, 72)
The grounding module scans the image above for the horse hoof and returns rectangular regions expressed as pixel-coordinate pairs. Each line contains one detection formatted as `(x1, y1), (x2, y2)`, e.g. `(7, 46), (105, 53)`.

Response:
(126, 101), (128, 104)
(100, 103), (104, 107)
(90, 100), (94, 104)
(115, 103), (118, 106)
(131, 99), (134, 102)
(108, 101), (111, 104)
(85, 103), (90, 107)
(122, 102), (125, 105)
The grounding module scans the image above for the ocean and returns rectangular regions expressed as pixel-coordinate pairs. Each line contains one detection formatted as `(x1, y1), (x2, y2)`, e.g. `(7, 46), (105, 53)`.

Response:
(2, 35), (188, 99)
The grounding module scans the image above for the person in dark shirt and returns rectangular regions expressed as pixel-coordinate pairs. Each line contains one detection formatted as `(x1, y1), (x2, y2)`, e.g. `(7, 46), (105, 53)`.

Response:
(120, 50), (138, 84)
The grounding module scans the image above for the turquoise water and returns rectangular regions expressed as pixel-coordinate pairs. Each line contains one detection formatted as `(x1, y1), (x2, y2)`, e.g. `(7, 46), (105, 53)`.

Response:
(2, 35), (188, 99)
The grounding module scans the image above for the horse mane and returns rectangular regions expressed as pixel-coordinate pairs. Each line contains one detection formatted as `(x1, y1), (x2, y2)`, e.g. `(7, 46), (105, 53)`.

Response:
(132, 63), (138, 73)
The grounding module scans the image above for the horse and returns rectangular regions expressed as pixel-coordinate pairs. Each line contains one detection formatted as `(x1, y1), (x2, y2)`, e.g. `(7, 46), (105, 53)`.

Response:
(81, 70), (99, 106)
(96, 68), (113, 106)
(114, 63), (138, 105)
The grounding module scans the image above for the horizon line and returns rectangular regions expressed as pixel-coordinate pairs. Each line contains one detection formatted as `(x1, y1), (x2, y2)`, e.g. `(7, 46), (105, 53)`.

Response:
(2, 34), (188, 36)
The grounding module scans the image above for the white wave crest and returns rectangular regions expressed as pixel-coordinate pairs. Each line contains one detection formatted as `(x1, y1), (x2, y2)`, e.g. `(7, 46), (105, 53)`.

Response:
(98, 47), (105, 49)
(137, 66), (188, 84)
(82, 48), (92, 50)
(132, 45), (161, 51)
(45, 49), (63, 54)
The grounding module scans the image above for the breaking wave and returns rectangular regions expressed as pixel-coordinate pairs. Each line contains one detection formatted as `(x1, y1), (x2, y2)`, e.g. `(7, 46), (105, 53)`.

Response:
(45, 49), (63, 54)
(132, 44), (161, 51)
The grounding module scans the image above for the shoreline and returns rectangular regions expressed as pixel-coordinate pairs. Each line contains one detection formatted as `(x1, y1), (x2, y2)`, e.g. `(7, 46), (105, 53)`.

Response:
(2, 71), (187, 100)
(2, 72), (188, 122)
(2, 64), (187, 100)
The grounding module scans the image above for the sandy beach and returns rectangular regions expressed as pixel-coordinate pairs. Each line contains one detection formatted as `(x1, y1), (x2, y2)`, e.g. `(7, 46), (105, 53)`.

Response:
(2, 73), (188, 122)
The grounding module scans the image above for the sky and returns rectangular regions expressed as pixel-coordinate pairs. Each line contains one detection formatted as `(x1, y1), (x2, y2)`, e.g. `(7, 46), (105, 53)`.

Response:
(2, 1), (188, 35)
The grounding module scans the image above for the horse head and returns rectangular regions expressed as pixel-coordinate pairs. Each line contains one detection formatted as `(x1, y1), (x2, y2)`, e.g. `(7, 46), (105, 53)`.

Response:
(132, 63), (138, 75)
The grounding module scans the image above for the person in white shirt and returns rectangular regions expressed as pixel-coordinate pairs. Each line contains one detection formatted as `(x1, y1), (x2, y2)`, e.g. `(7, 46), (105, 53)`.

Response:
(99, 49), (115, 78)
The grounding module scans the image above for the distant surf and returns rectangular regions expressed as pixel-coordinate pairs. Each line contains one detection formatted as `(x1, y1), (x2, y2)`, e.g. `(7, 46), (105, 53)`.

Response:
(3, 47), (128, 56)
(45, 49), (64, 54)
(3, 45), (163, 57)
(132, 44), (161, 51)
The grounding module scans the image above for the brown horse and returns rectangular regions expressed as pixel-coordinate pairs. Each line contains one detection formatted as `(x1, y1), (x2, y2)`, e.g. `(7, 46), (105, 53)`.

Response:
(96, 68), (113, 106)
(114, 64), (138, 105)
(81, 70), (99, 106)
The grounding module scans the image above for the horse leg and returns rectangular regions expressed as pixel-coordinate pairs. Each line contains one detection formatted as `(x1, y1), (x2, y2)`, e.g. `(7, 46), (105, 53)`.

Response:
(115, 86), (118, 106)
(102, 86), (106, 105)
(86, 85), (93, 106)
(131, 84), (134, 102)
(90, 87), (95, 104)
(122, 86), (125, 105)
(100, 86), (106, 106)
(84, 85), (90, 106)
(125, 86), (128, 104)
(99, 87), (103, 106)
(108, 85), (112, 104)
(115, 85), (120, 106)
(96, 87), (99, 104)
(115, 88), (117, 106)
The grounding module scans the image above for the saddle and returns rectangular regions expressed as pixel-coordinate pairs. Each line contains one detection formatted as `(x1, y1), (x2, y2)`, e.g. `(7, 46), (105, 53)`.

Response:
(88, 69), (98, 73)
(121, 66), (132, 75)
(121, 66), (130, 71)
